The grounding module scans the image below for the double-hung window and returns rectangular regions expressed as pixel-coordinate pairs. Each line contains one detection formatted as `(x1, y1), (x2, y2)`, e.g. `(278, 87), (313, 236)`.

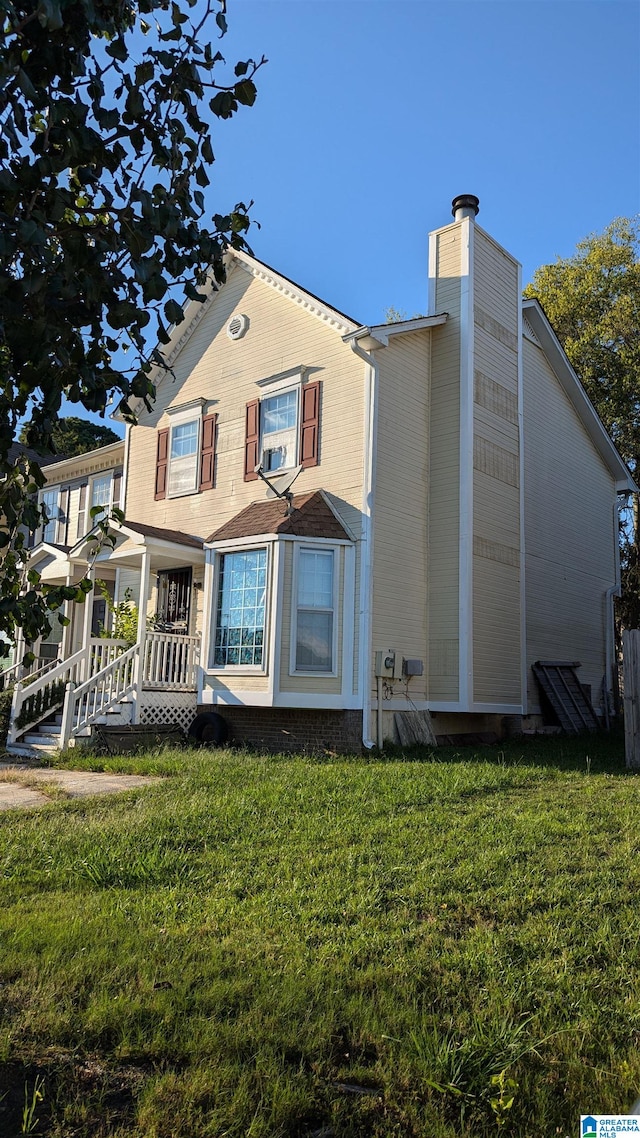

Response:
(155, 400), (217, 500)
(213, 548), (267, 667)
(91, 475), (112, 511)
(41, 488), (60, 543)
(294, 548), (335, 672)
(261, 389), (298, 472)
(77, 470), (122, 539)
(244, 375), (320, 481)
(168, 419), (200, 496)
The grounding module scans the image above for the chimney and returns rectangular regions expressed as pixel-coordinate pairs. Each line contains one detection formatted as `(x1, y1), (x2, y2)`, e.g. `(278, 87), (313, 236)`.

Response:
(451, 194), (479, 222)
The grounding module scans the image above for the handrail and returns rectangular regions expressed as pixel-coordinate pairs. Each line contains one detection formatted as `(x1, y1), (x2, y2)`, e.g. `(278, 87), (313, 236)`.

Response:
(7, 638), (128, 744)
(0, 655), (60, 691)
(61, 642), (139, 746)
(7, 647), (90, 744)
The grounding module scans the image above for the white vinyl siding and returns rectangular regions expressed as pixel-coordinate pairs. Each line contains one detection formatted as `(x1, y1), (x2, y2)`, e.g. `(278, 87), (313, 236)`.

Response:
(523, 336), (616, 714)
(472, 228), (521, 704)
(371, 332), (431, 703)
(428, 225), (463, 701)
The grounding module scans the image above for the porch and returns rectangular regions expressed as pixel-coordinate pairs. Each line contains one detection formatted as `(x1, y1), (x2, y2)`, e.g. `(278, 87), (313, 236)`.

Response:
(7, 631), (200, 753)
(7, 520), (205, 754)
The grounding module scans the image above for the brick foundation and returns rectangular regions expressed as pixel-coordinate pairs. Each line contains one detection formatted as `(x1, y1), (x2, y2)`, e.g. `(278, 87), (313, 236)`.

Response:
(198, 705), (364, 754)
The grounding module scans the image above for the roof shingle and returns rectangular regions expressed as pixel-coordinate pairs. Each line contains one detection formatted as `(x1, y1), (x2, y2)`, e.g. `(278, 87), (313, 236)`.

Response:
(206, 490), (350, 543)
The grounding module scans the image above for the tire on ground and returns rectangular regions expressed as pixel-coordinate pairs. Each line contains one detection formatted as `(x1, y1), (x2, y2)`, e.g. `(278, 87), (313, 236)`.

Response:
(188, 711), (229, 746)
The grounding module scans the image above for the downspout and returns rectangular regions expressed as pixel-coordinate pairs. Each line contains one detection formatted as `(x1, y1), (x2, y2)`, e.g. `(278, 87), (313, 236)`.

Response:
(605, 496), (623, 721)
(347, 336), (379, 750)
(120, 422), (131, 518)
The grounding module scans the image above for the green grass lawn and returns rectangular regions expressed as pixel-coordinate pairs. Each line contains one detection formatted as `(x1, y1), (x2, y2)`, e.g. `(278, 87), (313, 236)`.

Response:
(1, 734), (639, 1137)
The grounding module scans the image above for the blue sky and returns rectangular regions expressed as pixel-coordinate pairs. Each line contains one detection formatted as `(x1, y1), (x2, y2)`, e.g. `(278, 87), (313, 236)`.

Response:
(93, 0), (640, 437)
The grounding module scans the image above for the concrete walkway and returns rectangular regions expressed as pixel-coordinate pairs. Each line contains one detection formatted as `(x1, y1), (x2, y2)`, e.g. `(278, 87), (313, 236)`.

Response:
(0, 763), (157, 811)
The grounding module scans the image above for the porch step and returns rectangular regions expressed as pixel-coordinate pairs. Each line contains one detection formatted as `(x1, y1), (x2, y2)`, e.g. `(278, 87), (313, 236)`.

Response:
(6, 741), (59, 759)
(22, 731), (61, 746)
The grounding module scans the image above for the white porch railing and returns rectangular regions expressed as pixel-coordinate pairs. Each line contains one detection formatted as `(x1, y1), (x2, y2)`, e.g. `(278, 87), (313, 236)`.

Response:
(142, 632), (200, 690)
(8, 633), (200, 750)
(8, 639), (128, 745)
(0, 655), (60, 692)
(60, 644), (138, 744)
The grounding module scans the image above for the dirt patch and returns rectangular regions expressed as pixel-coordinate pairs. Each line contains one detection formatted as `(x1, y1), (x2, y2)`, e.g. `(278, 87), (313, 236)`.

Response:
(0, 1053), (153, 1136)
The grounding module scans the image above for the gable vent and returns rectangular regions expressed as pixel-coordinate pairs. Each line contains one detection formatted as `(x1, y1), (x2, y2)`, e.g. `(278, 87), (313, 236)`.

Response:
(227, 313), (249, 340)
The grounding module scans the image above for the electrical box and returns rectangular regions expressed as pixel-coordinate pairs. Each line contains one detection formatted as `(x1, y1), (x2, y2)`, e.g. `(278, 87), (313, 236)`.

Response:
(375, 649), (404, 679)
(375, 650), (396, 678)
(403, 658), (424, 677)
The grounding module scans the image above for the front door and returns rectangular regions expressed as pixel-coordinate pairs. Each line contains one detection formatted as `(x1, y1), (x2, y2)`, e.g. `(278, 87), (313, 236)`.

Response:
(156, 568), (192, 633)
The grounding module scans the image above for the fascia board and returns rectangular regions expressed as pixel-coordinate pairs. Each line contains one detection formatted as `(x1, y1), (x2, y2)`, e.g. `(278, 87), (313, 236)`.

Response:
(67, 521), (142, 560)
(344, 313), (447, 349)
(42, 441), (125, 482)
(118, 251), (360, 421)
(232, 250), (360, 335)
(522, 300), (637, 492)
(70, 527), (206, 564)
(368, 313), (448, 338)
(205, 532), (278, 552)
(28, 542), (69, 565)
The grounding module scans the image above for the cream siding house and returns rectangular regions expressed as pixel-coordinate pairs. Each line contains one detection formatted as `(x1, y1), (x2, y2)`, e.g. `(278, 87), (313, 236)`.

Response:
(7, 197), (634, 755)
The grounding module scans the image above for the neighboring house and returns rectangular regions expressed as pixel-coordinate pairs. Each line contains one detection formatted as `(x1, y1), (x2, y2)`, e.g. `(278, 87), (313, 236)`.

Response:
(1, 443), (64, 678)
(11, 441), (125, 668)
(7, 196), (635, 755)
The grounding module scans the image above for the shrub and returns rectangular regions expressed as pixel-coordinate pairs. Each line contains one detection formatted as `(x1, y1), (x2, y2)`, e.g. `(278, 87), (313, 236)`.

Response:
(0, 687), (13, 748)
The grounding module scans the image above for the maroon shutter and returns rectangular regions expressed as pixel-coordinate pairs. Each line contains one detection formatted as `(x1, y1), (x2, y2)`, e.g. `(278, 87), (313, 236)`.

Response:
(244, 400), (260, 481)
(155, 428), (169, 500)
(112, 470), (122, 510)
(199, 413), (217, 491)
(300, 381), (321, 468)
(76, 482), (88, 540)
(57, 487), (70, 545)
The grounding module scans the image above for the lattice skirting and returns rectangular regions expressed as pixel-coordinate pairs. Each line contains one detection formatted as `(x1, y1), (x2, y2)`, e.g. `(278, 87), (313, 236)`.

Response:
(138, 690), (198, 733)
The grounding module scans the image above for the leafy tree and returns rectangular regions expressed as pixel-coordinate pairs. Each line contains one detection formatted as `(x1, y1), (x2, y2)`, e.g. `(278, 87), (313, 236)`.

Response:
(19, 415), (120, 457)
(0, 0), (263, 653)
(524, 217), (640, 626)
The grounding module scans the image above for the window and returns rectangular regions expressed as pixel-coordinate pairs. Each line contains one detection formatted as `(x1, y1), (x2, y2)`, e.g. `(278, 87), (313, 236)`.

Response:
(295, 548), (335, 672)
(77, 470), (122, 539)
(41, 488), (59, 543)
(168, 419), (200, 496)
(155, 403), (217, 500)
(244, 380), (320, 481)
(261, 389), (299, 472)
(91, 475), (112, 510)
(214, 549), (267, 667)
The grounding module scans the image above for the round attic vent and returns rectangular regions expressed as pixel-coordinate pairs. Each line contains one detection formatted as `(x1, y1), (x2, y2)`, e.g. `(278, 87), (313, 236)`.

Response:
(227, 313), (249, 340)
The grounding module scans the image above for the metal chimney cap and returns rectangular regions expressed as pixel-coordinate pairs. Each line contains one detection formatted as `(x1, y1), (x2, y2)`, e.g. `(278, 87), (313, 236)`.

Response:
(451, 194), (480, 219)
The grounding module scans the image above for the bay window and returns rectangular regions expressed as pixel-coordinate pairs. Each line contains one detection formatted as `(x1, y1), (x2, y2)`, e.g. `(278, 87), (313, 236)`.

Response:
(294, 547), (335, 672)
(213, 548), (267, 667)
